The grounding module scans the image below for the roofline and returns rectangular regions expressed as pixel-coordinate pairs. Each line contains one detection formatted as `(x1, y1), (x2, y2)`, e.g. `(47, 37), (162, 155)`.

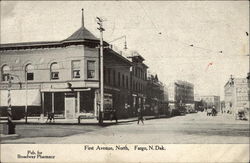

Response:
(105, 48), (132, 66)
(0, 39), (108, 50)
(142, 63), (149, 68)
(127, 54), (145, 61)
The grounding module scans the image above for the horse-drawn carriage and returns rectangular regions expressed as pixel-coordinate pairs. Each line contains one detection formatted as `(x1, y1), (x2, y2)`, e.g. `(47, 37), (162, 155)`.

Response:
(207, 106), (217, 116)
(235, 108), (247, 120)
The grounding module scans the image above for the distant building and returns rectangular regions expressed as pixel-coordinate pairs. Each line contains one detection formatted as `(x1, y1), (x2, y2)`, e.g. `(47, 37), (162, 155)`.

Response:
(194, 94), (203, 111)
(163, 84), (168, 103)
(168, 80), (194, 112)
(145, 73), (166, 116)
(127, 51), (148, 117)
(224, 76), (249, 115)
(194, 94), (201, 102)
(200, 95), (220, 112)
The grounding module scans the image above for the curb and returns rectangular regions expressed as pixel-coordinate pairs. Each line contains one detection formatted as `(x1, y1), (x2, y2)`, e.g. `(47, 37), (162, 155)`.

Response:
(0, 134), (20, 140)
(0, 116), (169, 126)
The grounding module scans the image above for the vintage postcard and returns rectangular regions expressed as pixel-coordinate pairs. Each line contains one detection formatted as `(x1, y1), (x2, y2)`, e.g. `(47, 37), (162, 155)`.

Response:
(0, 1), (249, 162)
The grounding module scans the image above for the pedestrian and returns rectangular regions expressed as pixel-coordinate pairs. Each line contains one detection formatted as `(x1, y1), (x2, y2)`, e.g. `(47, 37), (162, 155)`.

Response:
(111, 109), (118, 123)
(7, 107), (15, 134)
(212, 106), (217, 116)
(137, 107), (144, 125)
(46, 111), (55, 123)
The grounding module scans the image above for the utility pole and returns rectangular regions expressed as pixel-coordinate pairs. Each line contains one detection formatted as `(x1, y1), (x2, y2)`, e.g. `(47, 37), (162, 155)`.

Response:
(96, 17), (105, 125)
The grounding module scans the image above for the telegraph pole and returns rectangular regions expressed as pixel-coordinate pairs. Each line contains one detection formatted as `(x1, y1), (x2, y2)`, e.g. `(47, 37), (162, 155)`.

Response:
(96, 17), (105, 125)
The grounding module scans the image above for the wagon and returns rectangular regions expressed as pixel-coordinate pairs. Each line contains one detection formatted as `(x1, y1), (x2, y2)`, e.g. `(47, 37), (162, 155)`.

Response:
(235, 110), (246, 120)
(207, 108), (213, 116)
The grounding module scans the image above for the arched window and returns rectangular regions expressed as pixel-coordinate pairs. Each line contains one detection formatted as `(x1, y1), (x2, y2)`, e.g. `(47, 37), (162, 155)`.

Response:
(1, 65), (10, 81)
(50, 62), (59, 80)
(25, 64), (34, 81)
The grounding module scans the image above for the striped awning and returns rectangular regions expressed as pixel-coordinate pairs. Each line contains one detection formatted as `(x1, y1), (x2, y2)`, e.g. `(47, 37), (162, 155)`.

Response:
(0, 89), (41, 106)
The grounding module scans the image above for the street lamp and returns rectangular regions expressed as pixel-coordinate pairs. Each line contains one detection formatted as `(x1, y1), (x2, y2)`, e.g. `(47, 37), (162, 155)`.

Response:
(108, 35), (128, 50)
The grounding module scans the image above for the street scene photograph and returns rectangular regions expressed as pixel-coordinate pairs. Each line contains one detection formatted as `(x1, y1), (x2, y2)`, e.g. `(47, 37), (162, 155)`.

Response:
(0, 0), (249, 148)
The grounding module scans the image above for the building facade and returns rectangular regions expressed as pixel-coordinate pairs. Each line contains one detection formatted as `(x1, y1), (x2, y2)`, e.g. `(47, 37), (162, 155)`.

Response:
(0, 16), (134, 120)
(224, 76), (249, 116)
(167, 80), (194, 113)
(0, 22), (101, 119)
(200, 95), (220, 112)
(145, 74), (166, 116)
(0, 16), (153, 121)
(103, 48), (132, 118)
(127, 52), (148, 117)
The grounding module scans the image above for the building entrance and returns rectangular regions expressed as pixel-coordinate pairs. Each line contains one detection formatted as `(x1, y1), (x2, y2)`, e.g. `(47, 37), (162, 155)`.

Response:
(44, 92), (65, 118)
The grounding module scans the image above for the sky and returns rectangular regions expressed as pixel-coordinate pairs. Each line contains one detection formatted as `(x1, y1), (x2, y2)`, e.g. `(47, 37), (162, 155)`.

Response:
(1, 1), (249, 100)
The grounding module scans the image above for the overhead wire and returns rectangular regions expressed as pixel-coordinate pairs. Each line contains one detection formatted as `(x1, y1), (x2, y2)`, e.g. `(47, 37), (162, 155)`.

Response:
(136, 1), (224, 55)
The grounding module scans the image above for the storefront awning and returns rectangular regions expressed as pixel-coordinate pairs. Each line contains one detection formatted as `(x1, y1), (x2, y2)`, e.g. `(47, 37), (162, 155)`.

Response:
(41, 88), (91, 92)
(0, 89), (41, 106)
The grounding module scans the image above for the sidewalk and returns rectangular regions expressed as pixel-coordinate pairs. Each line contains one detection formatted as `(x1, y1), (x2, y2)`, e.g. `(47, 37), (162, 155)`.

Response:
(0, 115), (167, 140)
(0, 115), (167, 125)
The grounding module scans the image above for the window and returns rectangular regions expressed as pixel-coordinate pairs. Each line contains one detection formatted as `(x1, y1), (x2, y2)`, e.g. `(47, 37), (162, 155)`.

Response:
(72, 60), (81, 79)
(107, 69), (111, 84)
(50, 62), (59, 80)
(25, 64), (34, 81)
(1, 65), (10, 81)
(122, 74), (125, 88)
(104, 67), (106, 84)
(126, 76), (128, 89)
(118, 72), (121, 87)
(130, 76), (132, 89)
(113, 70), (116, 86)
(87, 61), (95, 79)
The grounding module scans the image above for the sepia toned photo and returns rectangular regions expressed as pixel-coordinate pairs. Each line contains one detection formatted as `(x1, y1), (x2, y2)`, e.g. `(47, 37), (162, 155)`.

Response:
(0, 1), (249, 162)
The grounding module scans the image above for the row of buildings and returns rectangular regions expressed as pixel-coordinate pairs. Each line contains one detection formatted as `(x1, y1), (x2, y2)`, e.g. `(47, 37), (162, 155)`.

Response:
(194, 95), (221, 112)
(194, 75), (249, 117)
(0, 14), (166, 120)
(0, 13), (197, 120)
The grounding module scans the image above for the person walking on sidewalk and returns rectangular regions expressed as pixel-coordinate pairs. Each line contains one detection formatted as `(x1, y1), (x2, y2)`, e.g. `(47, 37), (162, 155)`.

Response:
(111, 109), (118, 124)
(46, 111), (55, 123)
(137, 107), (144, 125)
